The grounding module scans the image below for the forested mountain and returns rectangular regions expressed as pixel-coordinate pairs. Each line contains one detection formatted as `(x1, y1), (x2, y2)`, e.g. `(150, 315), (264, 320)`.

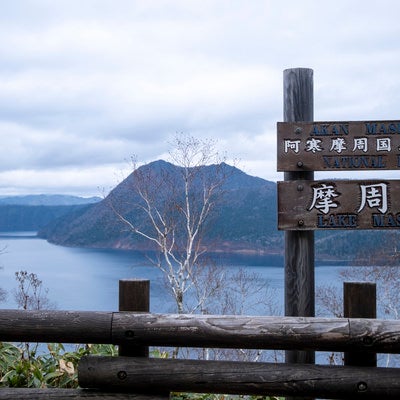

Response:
(2, 161), (397, 262)
(38, 161), (281, 253)
(0, 194), (100, 206)
(0, 195), (100, 232)
(0, 205), (91, 231)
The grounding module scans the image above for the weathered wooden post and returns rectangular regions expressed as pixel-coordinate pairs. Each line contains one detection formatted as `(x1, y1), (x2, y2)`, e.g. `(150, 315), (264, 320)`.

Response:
(283, 68), (315, 369)
(344, 282), (377, 367)
(119, 279), (150, 357)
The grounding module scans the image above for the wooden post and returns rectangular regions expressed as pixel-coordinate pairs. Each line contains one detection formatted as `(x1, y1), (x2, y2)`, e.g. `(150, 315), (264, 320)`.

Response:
(283, 68), (314, 400)
(344, 282), (377, 367)
(283, 68), (315, 367)
(119, 279), (150, 357)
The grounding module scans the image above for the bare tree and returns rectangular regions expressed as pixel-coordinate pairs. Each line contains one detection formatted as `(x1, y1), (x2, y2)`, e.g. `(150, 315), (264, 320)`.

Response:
(316, 284), (343, 318)
(13, 270), (55, 360)
(0, 247), (7, 303)
(316, 232), (400, 366)
(319, 231), (400, 322)
(0, 287), (6, 303)
(13, 270), (55, 311)
(202, 267), (283, 363)
(108, 135), (230, 314)
(108, 135), (284, 363)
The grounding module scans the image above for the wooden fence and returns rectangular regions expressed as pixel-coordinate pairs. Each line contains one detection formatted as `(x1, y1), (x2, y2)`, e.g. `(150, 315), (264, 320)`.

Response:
(1, 279), (400, 399)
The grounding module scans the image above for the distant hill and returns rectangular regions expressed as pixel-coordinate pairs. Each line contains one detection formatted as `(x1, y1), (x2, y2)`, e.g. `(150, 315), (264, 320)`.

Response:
(38, 161), (281, 253)
(0, 204), (92, 232)
(0, 195), (100, 232)
(6, 161), (398, 262)
(0, 194), (101, 206)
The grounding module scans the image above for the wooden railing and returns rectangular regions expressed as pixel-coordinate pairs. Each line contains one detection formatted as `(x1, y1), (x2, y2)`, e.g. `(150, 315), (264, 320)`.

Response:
(1, 309), (400, 354)
(1, 280), (400, 399)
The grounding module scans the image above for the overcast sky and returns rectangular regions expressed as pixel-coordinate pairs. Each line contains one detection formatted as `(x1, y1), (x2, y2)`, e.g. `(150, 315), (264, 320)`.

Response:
(1, 0), (400, 196)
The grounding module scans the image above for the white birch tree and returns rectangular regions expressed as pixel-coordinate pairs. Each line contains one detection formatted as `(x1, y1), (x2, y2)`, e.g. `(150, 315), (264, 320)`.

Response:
(108, 135), (283, 362)
(108, 135), (229, 314)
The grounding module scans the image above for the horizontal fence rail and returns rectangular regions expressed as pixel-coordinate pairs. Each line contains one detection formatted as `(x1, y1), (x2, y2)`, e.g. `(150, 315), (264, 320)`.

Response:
(78, 356), (400, 399)
(0, 388), (168, 400)
(1, 309), (400, 353)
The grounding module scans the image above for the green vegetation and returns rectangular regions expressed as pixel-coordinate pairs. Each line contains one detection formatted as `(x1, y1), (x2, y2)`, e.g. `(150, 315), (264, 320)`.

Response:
(0, 270), (118, 388)
(0, 271), (282, 398)
(0, 343), (282, 399)
(0, 271), (106, 387)
(0, 342), (116, 388)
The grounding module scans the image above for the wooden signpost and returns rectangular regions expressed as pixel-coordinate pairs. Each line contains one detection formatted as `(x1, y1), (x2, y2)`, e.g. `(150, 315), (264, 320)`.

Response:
(278, 120), (400, 172)
(278, 117), (400, 232)
(278, 179), (400, 230)
(278, 68), (400, 399)
(282, 68), (315, 384)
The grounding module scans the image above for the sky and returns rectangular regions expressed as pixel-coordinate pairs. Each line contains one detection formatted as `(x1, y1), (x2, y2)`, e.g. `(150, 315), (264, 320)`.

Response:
(2, 0), (400, 196)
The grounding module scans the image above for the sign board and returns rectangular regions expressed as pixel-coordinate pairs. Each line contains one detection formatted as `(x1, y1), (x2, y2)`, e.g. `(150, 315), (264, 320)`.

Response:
(277, 120), (400, 171)
(278, 179), (400, 230)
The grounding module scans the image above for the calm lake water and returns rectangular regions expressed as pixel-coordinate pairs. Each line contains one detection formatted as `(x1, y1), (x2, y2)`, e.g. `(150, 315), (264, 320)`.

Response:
(0, 232), (347, 313)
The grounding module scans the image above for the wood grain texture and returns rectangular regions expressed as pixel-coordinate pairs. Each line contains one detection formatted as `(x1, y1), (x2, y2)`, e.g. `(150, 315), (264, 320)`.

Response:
(0, 388), (167, 399)
(0, 309), (112, 343)
(1, 310), (400, 353)
(118, 279), (150, 357)
(112, 312), (400, 353)
(344, 282), (377, 366)
(283, 68), (314, 123)
(283, 68), (315, 371)
(277, 120), (400, 172)
(78, 356), (400, 399)
(278, 180), (400, 230)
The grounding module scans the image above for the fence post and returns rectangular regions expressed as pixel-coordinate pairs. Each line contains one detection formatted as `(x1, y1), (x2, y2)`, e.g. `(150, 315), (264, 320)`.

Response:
(344, 281), (377, 366)
(119, 279), (150, 357)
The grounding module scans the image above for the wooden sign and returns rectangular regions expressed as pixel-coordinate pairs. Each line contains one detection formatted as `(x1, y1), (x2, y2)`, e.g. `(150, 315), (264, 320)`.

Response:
(277, 120), (400, 171)
(278, 179), (400, 230)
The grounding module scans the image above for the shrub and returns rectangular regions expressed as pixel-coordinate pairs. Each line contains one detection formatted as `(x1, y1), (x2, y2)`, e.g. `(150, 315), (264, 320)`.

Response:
(0, 342), (117, 388)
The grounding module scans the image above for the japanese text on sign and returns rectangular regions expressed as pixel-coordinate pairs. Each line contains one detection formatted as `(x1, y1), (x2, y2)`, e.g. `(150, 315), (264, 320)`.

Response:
(278, 180), (400, 230)
(277, 121), (400, 171)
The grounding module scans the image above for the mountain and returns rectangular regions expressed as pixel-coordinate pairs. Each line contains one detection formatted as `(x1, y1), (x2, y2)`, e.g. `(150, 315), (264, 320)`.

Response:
(0, 204), (92, 232)
(34, 161), (400, 261)
(0, 195), (100, 232)
(0, 194), (101, 206)
(38, 161), (281, 253)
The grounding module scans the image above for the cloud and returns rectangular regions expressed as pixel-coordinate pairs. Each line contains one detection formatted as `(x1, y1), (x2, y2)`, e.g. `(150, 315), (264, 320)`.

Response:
(0, 163), (134, 197)
(1, 0), (400, 195)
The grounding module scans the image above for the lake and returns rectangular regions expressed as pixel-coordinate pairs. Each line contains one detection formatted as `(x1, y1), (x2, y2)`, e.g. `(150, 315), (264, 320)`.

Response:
(0, 232), (347, 314)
